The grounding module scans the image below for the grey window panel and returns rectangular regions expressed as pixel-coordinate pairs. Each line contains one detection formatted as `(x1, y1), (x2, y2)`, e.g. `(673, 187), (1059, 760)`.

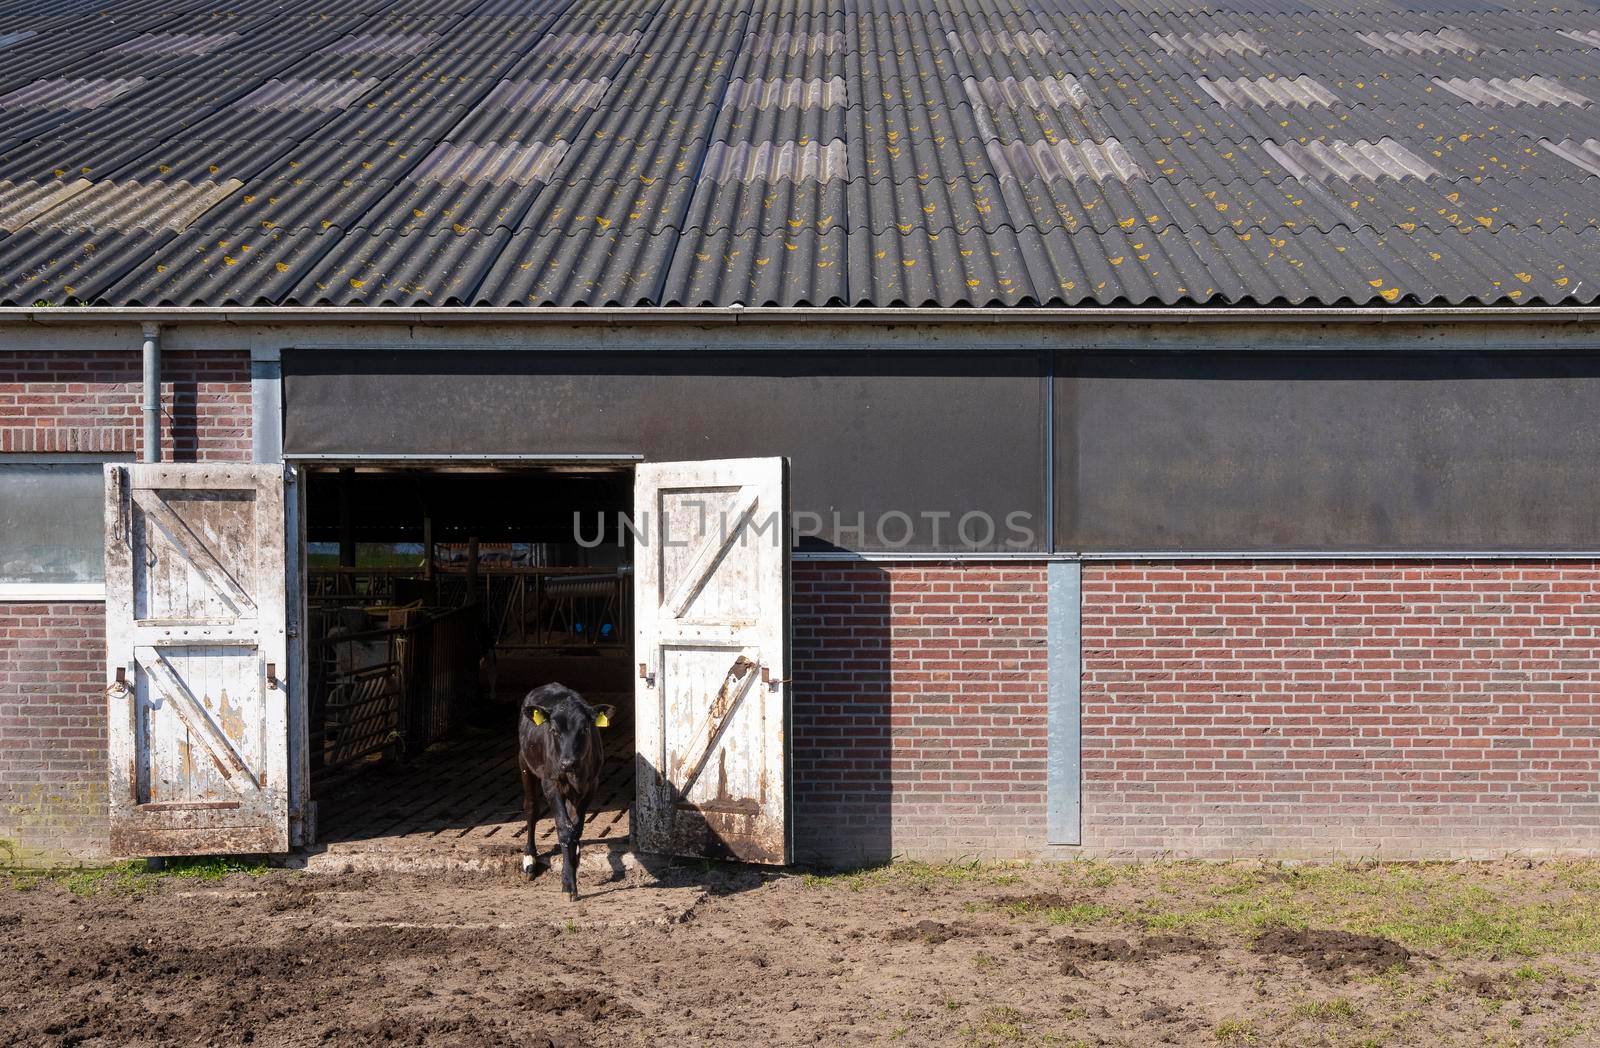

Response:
(283, 349), (1048, 554)
(0, 462), (107, 584)
(1056, 351), (1600, 553)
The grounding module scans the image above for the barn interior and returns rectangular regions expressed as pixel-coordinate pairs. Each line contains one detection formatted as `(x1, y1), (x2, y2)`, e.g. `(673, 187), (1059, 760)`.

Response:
(300, 465), (635, 867)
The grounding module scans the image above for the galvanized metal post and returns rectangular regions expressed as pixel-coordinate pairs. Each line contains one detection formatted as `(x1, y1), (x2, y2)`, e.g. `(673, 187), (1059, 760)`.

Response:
(140, 323), (160, 463)
(1047, 559), (1082, 846)
(250, 359), (283, 464)
(422, 513), (434, 580)
(337, 468), (356, 570)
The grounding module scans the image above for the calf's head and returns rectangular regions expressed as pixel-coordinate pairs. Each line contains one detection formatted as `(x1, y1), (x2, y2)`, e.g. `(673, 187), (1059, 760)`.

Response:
(528, 691), (616, 772)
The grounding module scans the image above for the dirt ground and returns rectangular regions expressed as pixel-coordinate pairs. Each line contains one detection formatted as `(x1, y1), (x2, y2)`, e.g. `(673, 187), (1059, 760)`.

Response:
(3, 857), (1599, 1047)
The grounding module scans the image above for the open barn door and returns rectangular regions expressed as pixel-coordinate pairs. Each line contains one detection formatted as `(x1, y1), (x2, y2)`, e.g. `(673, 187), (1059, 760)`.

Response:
(103, 464), (290, 856)
(633, 457), (790, 864)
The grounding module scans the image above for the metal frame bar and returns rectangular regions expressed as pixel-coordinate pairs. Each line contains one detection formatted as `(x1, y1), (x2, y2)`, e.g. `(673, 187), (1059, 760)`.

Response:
(7, 306), (1600, 324)
(287, 452), (643, 463)
(244, 334), (1600, 355)
(792, 551), (1068, 562)
(0, 582), (106, 601)
(1073, 549), (1600, 561)
(251, 360), (282, 465)
(1043, 348), (1055, 555)
(792, 549), (1600, 562)
(284, 464), (308, 847)
(1047, 560), (1081, 847)
(0, 452), (131, 464)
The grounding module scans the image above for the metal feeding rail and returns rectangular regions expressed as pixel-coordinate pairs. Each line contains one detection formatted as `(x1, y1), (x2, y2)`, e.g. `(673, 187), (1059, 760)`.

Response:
(307, 604), (483, 784)
(309, 567), (628, 652)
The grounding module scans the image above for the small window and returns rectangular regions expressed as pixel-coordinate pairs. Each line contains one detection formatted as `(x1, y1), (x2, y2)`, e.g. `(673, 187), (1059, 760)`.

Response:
(0, 458), (117, 598)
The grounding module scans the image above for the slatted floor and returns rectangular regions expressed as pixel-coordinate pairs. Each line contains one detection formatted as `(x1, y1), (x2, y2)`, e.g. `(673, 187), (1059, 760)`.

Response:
(313, 695), (634, 861)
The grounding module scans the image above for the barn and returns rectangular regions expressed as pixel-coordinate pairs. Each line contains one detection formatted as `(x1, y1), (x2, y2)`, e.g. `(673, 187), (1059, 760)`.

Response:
(3, 0), (1600, 871)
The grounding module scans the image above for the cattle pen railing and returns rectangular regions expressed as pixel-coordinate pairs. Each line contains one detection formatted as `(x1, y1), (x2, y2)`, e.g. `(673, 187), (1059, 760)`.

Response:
(307, 603), (482, 785)
(308, 566), (628, 652)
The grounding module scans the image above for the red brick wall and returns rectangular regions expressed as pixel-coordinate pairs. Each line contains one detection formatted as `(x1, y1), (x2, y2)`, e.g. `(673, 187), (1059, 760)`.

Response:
(0, 604), (108, 863)
(0, 349), (252, 460)
(7, 388), (1599, 869)
(0, 349), (250, 863)
(1081, 562), (1600, 859)
(792, 562), (1049, 865)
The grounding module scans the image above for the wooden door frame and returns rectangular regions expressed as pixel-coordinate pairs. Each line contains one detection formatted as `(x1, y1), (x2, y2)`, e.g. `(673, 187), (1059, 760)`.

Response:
(286, 464), (310, 847)
(281, 455), (641, 850)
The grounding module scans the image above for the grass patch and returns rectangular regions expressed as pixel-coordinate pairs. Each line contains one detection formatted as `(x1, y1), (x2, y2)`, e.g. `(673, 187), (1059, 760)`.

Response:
(1292, 997), (1358, 1023)
(962, 1005), (1027, 1045)
(1055, 860), (1600, 958)
(803, 859), (1024, 893)
(1213, 1017), (1255, 1044)
(160, 856), (270, 881)
(1034, 902), (1111, 927)
(5, 856), (268, 896)
(812, 859), (1600, 959)
(983, 897), (1112, 927)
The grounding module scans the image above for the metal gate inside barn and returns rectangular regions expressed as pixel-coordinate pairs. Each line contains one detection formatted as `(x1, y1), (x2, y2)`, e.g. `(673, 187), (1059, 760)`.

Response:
(101, 457), (794, 869)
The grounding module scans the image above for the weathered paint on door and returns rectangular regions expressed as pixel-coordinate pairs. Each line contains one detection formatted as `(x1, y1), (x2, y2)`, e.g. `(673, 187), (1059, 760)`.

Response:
(103, 464), (290, 856)
(633, 458), (790, 864)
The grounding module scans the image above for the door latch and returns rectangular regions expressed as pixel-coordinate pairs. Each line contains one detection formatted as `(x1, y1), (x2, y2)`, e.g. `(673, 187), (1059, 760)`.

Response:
(760, 666), (790, 691)
(638, 662), (655, 689)
(266, 662), (279, 690)
(108, 666), (130, 697)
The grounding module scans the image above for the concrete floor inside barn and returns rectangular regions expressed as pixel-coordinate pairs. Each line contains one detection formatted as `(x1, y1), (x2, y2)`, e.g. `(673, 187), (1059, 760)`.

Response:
(304, 683), (635, 877)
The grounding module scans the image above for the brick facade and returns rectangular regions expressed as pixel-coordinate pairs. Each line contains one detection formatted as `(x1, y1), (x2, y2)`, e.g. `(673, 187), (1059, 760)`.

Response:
(0, 349), (250, 863)
(1080, 562), (1600, 859)
(5, 353), (1599, 869)
(0, 604), (108, 864)
(0, 349), (252, 461)
(792, 559), (1600, 866)
(792, 563), (1049, 865)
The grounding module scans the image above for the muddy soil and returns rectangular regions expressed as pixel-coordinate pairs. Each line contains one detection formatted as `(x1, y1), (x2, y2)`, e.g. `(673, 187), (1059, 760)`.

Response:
(1, 860), (1596, 1047)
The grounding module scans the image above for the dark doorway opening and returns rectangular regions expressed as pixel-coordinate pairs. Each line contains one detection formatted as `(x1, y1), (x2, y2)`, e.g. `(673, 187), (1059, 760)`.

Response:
(298, 465), (635, 868)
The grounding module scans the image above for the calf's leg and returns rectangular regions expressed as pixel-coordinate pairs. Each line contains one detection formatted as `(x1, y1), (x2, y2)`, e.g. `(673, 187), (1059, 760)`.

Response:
(545, 782), (581, 899)
(565, 797), (590, 897)
(521, 766), (543, 879)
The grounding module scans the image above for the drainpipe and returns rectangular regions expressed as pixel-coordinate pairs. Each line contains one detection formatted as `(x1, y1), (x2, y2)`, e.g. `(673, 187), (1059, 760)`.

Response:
(140, 322), (160, 463)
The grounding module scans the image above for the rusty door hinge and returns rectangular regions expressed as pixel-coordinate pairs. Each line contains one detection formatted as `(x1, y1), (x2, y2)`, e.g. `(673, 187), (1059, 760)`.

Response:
(266, 662), (279, 690)
(638, 662), (655, 688)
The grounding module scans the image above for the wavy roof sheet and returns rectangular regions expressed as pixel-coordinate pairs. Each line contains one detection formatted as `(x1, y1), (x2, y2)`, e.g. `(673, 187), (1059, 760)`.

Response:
(1, 0), (1599, 307)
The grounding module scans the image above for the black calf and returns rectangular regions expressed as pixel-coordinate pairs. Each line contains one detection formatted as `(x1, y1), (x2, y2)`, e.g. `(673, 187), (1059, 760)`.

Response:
(517, 683), (615, 899)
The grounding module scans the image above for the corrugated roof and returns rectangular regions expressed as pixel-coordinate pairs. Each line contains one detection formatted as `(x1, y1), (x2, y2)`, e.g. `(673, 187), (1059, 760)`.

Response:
(1, 0), (1600, 307)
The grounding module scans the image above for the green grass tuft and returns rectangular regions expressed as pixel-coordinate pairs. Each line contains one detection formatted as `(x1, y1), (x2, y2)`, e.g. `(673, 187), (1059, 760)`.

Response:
(1292, 997), (1358, 1023)
(5, 855), (267, 896)
(803, 859), (1024, 893)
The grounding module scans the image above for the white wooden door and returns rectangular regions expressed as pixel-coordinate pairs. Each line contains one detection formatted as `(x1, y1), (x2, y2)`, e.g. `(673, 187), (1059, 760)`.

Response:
(103, 464), (290, 855)
(633, 457), (790, 864)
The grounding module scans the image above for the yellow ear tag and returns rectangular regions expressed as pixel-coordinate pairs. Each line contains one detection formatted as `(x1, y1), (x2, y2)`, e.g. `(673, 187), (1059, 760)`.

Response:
(593, 712), (610, 728)
(530, 708), (546, 725)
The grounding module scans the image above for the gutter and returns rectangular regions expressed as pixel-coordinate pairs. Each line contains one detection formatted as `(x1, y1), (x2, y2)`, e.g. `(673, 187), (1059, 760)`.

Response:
(140, 322), (160, 463)
(5, 305), (1600, 324)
